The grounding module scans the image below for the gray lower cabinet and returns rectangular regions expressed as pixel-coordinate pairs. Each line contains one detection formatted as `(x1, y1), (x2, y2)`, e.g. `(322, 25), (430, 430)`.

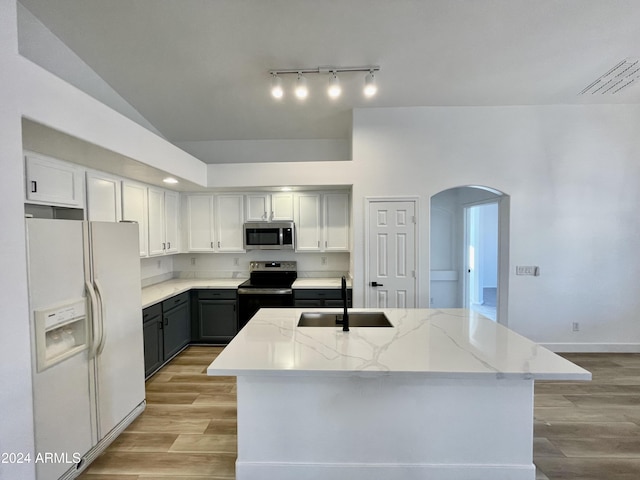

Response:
(162, 292), (191, 360)
(294, 289), (352, 308)
(193, 290), (237, 344)
(142, 303), (163, 377)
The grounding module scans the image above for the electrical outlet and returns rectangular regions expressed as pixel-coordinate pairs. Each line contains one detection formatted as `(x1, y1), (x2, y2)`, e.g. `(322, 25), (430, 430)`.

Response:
(190, 257), (196, 266)
(516, 266), (539, 276)
(321, 256), (327, 265)
(572, 322), (580, 332)
(233, 257), (239, 266)
(156, 260), (161, 269)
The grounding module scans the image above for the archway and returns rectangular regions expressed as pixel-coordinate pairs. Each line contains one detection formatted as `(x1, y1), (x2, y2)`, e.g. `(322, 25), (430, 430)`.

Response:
(430, 186), (509, 324)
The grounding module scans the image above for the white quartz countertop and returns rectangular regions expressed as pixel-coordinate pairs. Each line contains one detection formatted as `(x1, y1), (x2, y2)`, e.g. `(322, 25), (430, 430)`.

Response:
(141, 277), (348, 308)
(141, 278), (244, 308)
(291, 277), (351, 289)
(207, 308), (592, 381)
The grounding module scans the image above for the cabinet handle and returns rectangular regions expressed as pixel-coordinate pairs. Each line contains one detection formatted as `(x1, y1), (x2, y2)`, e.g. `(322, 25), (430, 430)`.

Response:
(218, 241), (221, 248)
(167, 242), (171, 249)
(211, 242), (214, 248)
(162, 242), (166, 250)
(31, 180), (37, 193)
(317, 241), (320, 248)
(164, 317), (168, 326)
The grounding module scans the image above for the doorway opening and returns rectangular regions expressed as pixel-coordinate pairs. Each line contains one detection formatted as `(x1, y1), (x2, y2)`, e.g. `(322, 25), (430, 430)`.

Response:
(465, 201), (498, 320)
(430, 186), (509, 324)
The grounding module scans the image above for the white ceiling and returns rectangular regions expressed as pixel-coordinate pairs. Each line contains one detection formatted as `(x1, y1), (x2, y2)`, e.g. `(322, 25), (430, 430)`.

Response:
(18, 0), (640, 151)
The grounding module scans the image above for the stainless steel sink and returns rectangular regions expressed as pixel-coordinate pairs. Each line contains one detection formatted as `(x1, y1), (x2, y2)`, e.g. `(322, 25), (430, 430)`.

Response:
(297, 312), (393, 327)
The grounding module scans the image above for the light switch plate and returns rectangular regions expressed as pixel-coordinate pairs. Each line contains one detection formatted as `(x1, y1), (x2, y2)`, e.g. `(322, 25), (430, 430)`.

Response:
(516, 266), (539, 276)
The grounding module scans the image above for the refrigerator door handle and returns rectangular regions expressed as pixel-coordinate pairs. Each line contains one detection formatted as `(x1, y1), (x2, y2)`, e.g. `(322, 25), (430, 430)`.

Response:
(94, 279), (108, 355)
(85, 281), (101, 359)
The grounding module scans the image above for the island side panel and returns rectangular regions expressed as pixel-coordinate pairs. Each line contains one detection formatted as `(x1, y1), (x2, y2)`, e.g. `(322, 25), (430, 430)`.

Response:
(235, 374), (536, 480)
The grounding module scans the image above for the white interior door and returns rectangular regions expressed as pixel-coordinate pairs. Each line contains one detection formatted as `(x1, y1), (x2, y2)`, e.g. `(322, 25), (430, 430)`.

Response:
(367, 200), (417, 308)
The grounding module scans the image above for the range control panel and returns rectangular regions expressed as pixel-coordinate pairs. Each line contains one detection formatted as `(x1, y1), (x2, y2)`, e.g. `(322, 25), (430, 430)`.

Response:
(249, 261), (297, 272)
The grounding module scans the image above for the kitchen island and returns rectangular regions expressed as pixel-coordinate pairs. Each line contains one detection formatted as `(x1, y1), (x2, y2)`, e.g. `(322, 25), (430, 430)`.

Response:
(207, 308), (590, 480)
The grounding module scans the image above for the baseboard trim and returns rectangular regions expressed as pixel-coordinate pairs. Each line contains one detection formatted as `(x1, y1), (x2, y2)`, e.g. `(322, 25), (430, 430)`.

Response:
(541, 343), (640, 353)
(236, 461), (535, 480)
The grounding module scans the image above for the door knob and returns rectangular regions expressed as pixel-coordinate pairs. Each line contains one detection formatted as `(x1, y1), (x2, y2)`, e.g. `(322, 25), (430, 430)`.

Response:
(370, 281), (384, 287)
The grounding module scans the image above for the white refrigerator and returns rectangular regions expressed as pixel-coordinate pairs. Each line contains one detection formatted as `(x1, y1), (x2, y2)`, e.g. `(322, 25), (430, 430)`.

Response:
(25, 218), (145, 480)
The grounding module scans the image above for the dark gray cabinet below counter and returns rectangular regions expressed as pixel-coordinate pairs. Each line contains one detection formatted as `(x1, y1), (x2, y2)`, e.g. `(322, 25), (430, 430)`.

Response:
(142, 303), (163, 377)
(294, 289), (352, 308)
(192, 289), (238, 344)
(142, 292), (191, 379)
(162, 292), (191, 360)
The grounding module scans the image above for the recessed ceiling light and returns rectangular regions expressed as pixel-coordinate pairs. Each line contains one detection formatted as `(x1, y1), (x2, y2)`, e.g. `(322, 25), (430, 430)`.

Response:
(163, 177), (179, 184)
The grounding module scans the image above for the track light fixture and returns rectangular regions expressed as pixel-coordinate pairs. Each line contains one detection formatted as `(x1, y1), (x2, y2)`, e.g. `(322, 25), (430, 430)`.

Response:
(294, 73), (308, 99)
(364, 70), (377, 98)
(268, 65), (380, 101)
(270, 74), (283, 99)
(328, 72), (341, 99)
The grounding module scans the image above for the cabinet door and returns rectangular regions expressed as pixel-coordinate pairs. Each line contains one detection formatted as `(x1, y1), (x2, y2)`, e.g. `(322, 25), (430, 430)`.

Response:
(186, 195), (215, 251)
(86, 172), (122, 222)
(216, 194), (244, 252)
(143, 317), (163, 377)
(122, 182), (148, 257)
(198, 300), (237, 342)
(148, 188), (165, 256)
(25, 154), (83, 207)
(245, 194), (270, 221)
(323, 192), (350, 251)
(295, 193), (322, 251)
(271, 193), (294, 221)
(163, 302), (190, 360)
(164, 191), (179, 253)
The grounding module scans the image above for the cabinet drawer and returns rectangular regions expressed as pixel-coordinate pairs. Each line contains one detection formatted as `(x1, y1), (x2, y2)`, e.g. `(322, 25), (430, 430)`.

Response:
(294, 289), (342, 300)
(143, 303), (162, 321)
(197, 289), (237, 300)
(162, 292), (190, 311)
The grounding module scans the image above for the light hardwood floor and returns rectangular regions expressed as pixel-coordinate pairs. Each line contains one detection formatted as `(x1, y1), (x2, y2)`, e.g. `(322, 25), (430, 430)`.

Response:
(77, 347), (640, 480)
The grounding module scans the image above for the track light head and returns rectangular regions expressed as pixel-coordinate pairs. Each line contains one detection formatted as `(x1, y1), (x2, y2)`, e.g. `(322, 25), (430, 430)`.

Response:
(364, 71), (377, 97)
(294, 73), (308, 99)
(328, 72), (341, 99)
(271, 74), (284, 99)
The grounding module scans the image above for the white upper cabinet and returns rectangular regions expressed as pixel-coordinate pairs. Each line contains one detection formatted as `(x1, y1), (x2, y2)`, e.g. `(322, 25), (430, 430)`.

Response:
(323, 192), (350, 251)
(271, 193), (294, 221)
(294, 193), (322, 251)
(246, 194), (270, 222)
(164, 191), (179, 254)
(25, 152), (84, 208)
(185, 195), (215, 252)
(148, 187), (179, 256)
(216, 194), (245, 252)
(294, 191), (350, 252)
(121, 181), (149, 257)
(86, 171), (122, 222)
(245, 193), (293, 222)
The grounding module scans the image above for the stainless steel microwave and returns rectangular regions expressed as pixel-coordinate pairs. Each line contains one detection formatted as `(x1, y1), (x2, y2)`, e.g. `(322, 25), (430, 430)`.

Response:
(243, 222), (295, 250)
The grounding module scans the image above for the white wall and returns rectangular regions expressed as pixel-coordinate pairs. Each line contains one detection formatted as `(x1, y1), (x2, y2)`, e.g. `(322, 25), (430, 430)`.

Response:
(209, 105), (640, 350)
(0, 2), (36, 478)
(352, 106), (640, 350)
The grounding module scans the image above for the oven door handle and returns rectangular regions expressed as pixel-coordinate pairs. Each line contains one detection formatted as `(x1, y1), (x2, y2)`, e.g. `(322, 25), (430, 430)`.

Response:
(238, 288), (293, 295)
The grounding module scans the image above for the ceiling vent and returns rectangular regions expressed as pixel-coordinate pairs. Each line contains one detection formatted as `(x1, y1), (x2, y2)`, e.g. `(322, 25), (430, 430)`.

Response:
(579, 58), (640, 95)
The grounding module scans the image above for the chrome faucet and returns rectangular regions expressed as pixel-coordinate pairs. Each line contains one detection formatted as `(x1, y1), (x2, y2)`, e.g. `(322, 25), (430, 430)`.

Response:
(341, 276), (349, 332)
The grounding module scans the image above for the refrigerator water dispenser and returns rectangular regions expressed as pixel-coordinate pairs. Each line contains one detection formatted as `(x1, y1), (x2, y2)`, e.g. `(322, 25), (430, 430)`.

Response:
(34, 298), (88, 372)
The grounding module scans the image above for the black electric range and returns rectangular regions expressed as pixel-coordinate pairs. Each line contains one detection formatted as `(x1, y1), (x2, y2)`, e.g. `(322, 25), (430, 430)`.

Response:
(237, 261), (297, 329)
